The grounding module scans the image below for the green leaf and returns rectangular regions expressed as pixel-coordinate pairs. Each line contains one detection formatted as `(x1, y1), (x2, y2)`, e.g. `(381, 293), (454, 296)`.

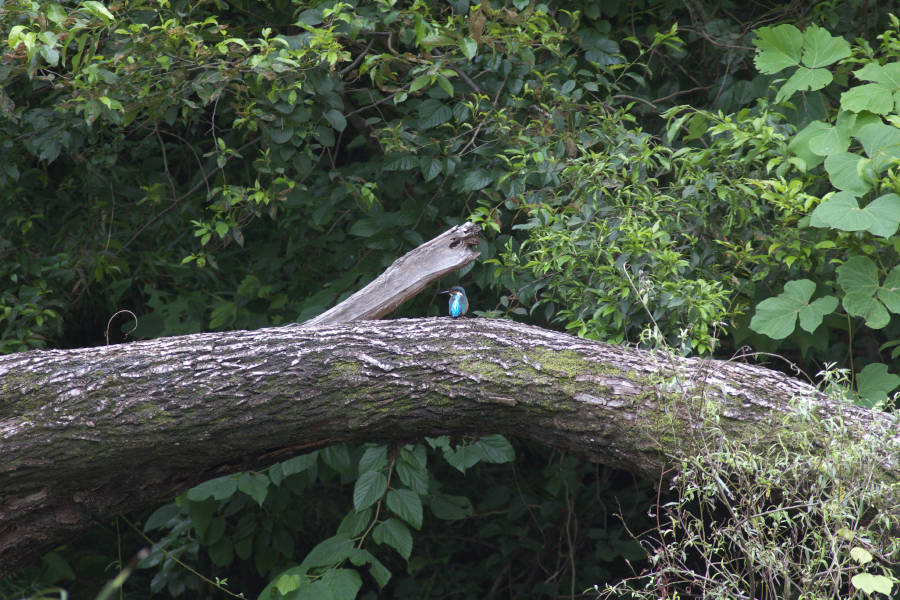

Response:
(80, 1), (115, 23)
(851, 573), (894, 596)
(810, 192), (900, 237)
(838, 256), (890, 328)
(856, 363), (900, 407)
(396, 461), (429, 495)
(144, 503), (179, 531)
(775, 67), (832, 103)
(789, 121), (830, 170)
(474, 434), (515, 463)
(321, 445), (352, 474)
(428, 493), (473, 520)
(322, 568), (362, 600)
(418, 99), (452, 129)
(267, 125), (295, 144)
(372, 518), (413, 560)
(753, 24), (802, 74)
(386, 489), (423, 529)
(460, 168), (493, 192)
(800, 25), (850, 68)
(880, 266), (900, 313)
(823, 152), (872, 195)
(301, 535), (354, 568)
(808, 126), (849, 156)
(460, 36), (477, 60)
(854, 61), (900, 89)
(749, 279), (836, 339)
(238, 472), (269, 507)
(358, 444), (388, 474)
(409, 75), (431, 93)
(348, 218), (380, 237)
(855, 121), (900, 170)
(187, 474), (237, 501)
(443, 442), (484, 473)
(353, 470), (388, 510)
(280, 451), (318, 477)
(435, 74), (454, 97)
(419, 157), (442, 182)
(841, 83), (894, 114)
(324, 109), (347, 132)
(337, 508), (372, 537)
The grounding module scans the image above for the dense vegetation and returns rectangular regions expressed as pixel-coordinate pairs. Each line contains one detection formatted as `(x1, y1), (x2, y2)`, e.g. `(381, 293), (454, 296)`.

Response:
(1, 0), (897, 598)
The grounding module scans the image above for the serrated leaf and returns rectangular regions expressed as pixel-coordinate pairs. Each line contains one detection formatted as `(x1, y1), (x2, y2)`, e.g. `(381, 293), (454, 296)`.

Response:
(337, 508), (372, 537)
(396, 461), (429, 495)
(324, 109), (346, 132)
(280, 452), (318, 477)
(474, 434), (515, 463)
(428, 493), (473, 520)
(372, 518), (413, 560)
(749, 279), (835, 339)
(81, 1), (115, 23)
(753, 24), (802, 74)
(800, 25), (850, 68)
(841, 83), (894, 115)
(301, 535), (354, 568)
(353, 470), (388, 510)
(409, 74), (431, 93)
(321, 444), (352, 474)
(322, 568), (362, 600)
(418, 99), (452, 129)
(186, 474), (237, 501)
(358, 444), (388, 474)
(238, 472), (269, 507)
(386, 489), (423, 529)
(443, 442), (484, 473)
(419, 157), (442, 181)
(348, 218), (380, 237)
(459, 168), (493, 192)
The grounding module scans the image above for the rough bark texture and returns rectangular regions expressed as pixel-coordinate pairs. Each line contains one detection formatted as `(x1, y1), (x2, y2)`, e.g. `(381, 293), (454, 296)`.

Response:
(1, 318), (896, 574)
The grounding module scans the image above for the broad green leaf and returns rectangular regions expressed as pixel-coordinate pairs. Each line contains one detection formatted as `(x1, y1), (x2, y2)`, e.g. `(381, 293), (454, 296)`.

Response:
(409, 74), (431, 93)
(237, 472), (269, 507)
(823, 152), (871, 195)
(753, 24), (802, 74)
(418, 99), (452, 129)
(855, 121), (900, 170)
(838, 256), (891, 328)
(460, 36), (477, 60)
(474, 434), (515, 463)
(841, 83), (894, 115)
(337, 508), (372, 537)
(324, 109), (347, 132)
(808, 126), (849, 156)
(322, 568), (362, 600)
(144, 503), (179, 531)
(443, 442), (484, 473)
(800, 25), (850, 68)
(435, 74), (454, 97)
(459, 168), (493, 192)
(810, 192), (900, 237)
(749, 279), (836, 339)
(301, 535), (354, 568)
(280, 452), (318, 477)
(419, 157), (442, 181)
(321, 444), (352, 474)
(428, 493), (473, 520)
(854, 61), (900, 88)
(396, 460), (429, 495)
(788, 120), (830, 169)
(358, 444), (388, 473)
(267, 124), (295, 144)
(856, 363), (900, 406)
(353, 470), (387, 510)
(187, 474), (237, 501)
(386, 489), (423, 529)
(851, 573), (894, 596)
(775, 67), (832, 103)
(879, 266), (900, 313)
(208, 538), (234, 567)
(372, 518), (412, 560)
(81, 1), (115, 23)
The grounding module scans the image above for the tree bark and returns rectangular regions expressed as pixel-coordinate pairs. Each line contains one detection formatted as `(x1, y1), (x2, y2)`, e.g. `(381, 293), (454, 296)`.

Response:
(0, 317), (896, 574)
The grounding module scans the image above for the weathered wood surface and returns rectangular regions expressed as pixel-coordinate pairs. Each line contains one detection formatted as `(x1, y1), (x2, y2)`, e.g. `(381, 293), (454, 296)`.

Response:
(301, 221), (481, 327)
(1, 317), (896, 574)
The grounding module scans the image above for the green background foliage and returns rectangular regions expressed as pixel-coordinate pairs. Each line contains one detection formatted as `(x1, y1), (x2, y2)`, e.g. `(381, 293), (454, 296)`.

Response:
(2, 0), (898, 597)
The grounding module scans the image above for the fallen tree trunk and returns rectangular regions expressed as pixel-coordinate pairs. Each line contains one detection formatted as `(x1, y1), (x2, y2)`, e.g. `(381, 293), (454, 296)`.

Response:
(0, 317), (896, 574)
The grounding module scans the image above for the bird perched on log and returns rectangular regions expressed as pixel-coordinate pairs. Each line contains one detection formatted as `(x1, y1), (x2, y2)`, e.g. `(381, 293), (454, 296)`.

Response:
(441, 286), (468, 318)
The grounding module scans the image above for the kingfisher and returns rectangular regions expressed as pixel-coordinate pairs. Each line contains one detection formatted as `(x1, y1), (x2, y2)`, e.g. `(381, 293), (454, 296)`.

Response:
(440, 285), (468, 318)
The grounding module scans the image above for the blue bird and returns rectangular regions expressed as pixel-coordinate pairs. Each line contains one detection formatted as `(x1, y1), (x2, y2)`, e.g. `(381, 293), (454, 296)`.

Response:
(441, 285), (468, 318)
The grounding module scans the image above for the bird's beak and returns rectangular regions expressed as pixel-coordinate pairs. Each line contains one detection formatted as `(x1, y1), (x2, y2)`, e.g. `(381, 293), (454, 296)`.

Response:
(439, 289), (450, 295)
